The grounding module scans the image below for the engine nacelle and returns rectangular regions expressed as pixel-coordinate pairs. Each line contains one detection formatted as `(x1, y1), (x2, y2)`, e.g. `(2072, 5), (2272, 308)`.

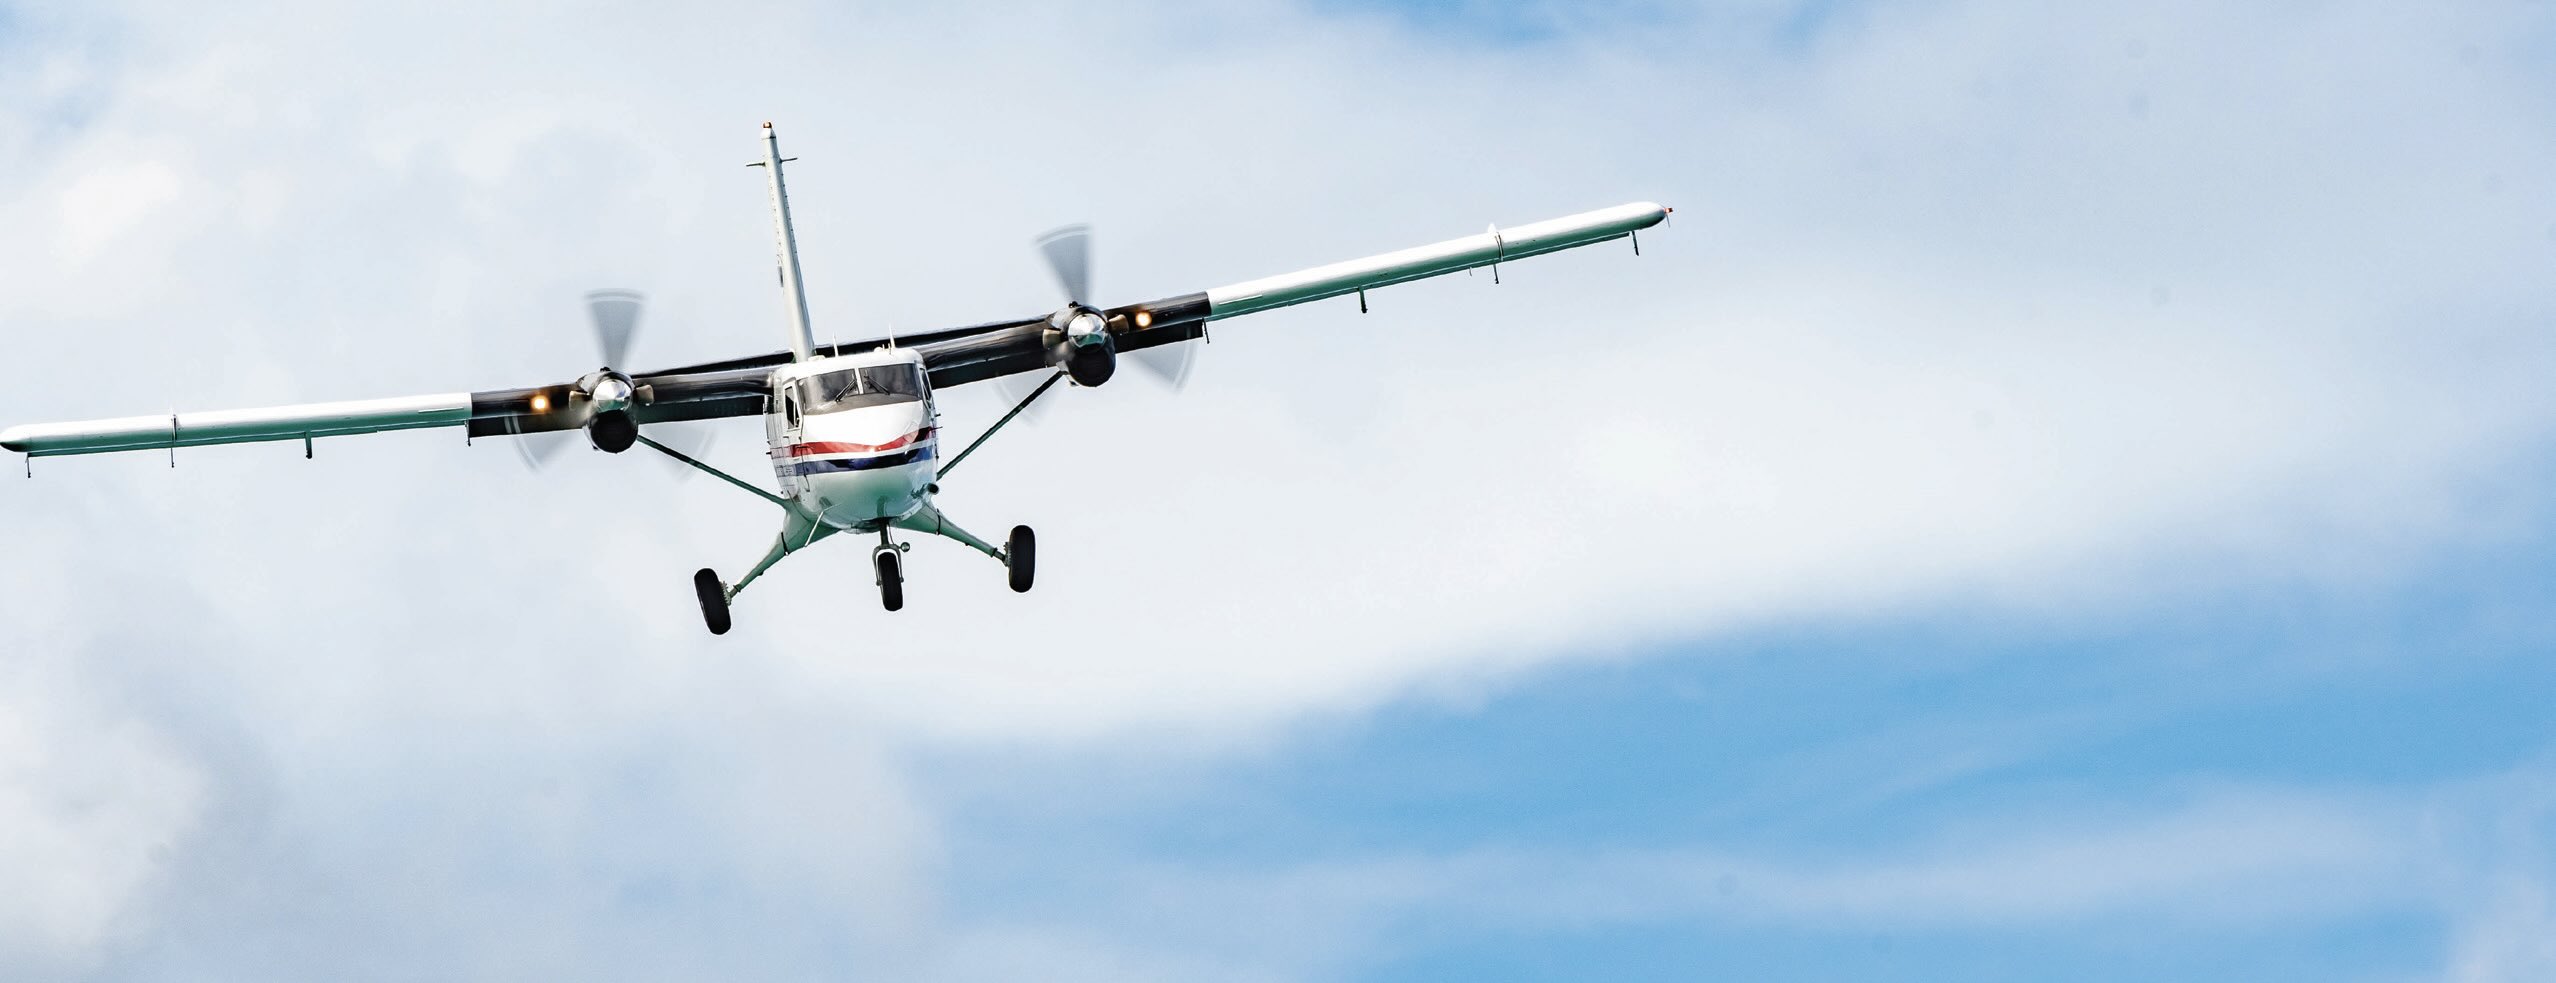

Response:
(579, 369), (640, 452)
(1045, 307), (1118, 387)
(588, 408), (637, 453)
(1054, 338), (1115, 387)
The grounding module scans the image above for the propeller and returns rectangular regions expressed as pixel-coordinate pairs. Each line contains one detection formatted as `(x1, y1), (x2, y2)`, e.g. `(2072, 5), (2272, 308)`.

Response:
(514, 430), (572, 470)
(996, 224), (1199, 413)
(587, 288), (644, 369)
(991, 361), (1059, 423)
(1129, 340), (1197, 390)
(510, 288), (714, 477)
(1036, 225), (1093, 307)
(517, 418), (714, 482)
(636, 419), (717, 483)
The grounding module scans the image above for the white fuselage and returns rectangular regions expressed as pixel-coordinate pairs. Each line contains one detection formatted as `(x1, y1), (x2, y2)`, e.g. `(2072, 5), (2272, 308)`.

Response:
(764, 350), (939, 532)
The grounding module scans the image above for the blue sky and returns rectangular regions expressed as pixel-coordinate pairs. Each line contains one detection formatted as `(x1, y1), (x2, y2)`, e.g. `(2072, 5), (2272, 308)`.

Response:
(2, 0), (2554, 980)
(915, 512), (2556, 979)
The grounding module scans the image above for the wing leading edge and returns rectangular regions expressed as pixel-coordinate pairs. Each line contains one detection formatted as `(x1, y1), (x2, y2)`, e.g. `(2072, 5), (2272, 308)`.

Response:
(521, 202), (1669, 391)
(2, 201), (1662, 459)
(1202, 200), (1666, 319)
(915, 201), (1669, 389)
(0, 394), (473, 458)
(0, 366), (776, 459)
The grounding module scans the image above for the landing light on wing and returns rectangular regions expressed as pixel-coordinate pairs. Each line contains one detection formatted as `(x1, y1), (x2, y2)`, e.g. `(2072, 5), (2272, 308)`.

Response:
(529, 392), (550, 413)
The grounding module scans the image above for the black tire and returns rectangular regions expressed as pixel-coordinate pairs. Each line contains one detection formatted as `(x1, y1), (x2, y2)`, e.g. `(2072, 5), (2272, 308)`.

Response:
(876, 549), (904, 612)
(1007, 525), (1036, 593)
(693, 568), (731, 636)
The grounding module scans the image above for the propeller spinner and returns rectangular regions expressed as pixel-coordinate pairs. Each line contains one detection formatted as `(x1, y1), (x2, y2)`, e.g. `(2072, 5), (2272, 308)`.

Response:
(999, 225), (1199, 410)
(513, 289), (711, 471)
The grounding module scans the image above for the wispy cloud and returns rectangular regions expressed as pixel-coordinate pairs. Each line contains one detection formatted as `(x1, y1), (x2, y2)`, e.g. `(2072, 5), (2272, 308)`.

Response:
(0, 0), (2550, 977)
(1, 0), (2549, 736)
(930, 770), (2553, 979)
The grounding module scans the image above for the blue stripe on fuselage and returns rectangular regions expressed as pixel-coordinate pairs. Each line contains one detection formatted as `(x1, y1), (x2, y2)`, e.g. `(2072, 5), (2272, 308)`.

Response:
(788, 445), (935, 476)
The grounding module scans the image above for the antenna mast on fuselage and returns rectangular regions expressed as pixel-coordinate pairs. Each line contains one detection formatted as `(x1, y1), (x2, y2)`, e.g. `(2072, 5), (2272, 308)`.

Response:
(754, 122), (819, 362)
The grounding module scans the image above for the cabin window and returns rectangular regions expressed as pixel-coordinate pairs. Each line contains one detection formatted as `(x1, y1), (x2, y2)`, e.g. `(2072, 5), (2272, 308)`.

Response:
(798, 363), (925, 414)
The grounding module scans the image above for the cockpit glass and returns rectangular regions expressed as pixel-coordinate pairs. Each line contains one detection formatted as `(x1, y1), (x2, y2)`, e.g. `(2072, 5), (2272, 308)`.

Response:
(798, 363), (925, 414)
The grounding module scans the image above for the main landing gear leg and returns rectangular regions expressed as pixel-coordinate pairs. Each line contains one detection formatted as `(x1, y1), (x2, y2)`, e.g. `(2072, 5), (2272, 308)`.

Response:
(636, 432), (830, 637)
(891, 503), (1036, 594)
(695, 513), (836, 636)
(902, 374), (1050, 598)
(694, 535), (785, 636)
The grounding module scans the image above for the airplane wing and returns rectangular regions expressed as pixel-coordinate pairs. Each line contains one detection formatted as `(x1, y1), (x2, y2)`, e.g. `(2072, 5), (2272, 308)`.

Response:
(1, 201), (1663, 459)
(915, 201), (1669, 388)
(0, 365), (773, 458)
(627, 201), (1670, 390)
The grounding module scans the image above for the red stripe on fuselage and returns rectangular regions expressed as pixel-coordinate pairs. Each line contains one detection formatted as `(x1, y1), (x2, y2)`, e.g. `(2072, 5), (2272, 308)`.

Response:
(782, 428), (933, 457)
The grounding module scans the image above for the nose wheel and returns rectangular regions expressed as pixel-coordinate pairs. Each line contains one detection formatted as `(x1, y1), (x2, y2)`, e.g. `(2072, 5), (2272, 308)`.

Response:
(874, 547), (904, 611)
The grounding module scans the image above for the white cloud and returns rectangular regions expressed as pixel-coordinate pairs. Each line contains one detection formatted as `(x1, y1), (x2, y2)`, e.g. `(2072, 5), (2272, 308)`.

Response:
(53, 158), (181, 262)
(0, 671), (203, 973)
(0, 0), (2551, 975)
(2447, 885), (2556, 983)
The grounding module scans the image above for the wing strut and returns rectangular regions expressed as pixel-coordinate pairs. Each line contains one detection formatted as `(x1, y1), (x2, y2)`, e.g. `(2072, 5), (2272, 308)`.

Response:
(633, 433), (801, 515)
(939, 370), (1065, 482)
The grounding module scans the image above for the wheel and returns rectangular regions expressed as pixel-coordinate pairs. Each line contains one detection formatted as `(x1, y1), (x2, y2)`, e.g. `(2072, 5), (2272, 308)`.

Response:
(875, 549), (904, 612)
(1007, 525), (1036, 593)
(693, 568), (731, 636)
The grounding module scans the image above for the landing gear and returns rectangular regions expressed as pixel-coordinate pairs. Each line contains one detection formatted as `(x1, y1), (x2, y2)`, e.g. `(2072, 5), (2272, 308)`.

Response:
(696, 505), (1023, 627)
(1007, 525), (1036, 593)
(694, 568), (732, 635)
(874, 547), (904, 612)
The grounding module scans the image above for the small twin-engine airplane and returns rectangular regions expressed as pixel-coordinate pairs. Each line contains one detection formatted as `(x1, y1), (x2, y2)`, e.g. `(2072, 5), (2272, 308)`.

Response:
(3, 124), (1665, 634)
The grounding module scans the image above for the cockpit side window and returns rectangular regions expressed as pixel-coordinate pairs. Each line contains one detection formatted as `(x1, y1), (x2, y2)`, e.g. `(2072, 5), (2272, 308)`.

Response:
(798, 363), (926, 414)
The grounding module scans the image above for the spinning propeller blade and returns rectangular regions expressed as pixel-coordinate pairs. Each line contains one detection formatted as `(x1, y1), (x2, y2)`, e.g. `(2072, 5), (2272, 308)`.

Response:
(1035, 224), (1093, 307)
(1017, 223), (1198, 402)
(641, 420), (717, 482)
(1130, 342), (1196, 391)
(992, 370), (1054, 423)
(509, 287), (668, 471)
(514, 430), (573, 471)
(1073, 224), (1196, 392)
(586, 288), (644, 369)
(1003, 224), (1095, 422)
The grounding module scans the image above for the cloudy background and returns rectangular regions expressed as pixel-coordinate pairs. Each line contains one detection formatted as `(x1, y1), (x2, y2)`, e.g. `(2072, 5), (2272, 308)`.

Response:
(3, 0), (2554, 978)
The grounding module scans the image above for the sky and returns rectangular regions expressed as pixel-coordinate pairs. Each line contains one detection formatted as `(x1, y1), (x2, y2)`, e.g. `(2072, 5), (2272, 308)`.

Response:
(1, 0), (2554, 979)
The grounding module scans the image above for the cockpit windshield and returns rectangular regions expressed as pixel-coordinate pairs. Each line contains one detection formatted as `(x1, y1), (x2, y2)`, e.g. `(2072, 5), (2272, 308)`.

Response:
(799, 363), (925, 414)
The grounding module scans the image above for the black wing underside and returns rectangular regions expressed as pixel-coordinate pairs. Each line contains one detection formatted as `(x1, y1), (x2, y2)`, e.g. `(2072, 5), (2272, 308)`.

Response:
(621, 291), (1211, 394)
(7, 203), (1662, 457)
(457, 294), (1203, 438)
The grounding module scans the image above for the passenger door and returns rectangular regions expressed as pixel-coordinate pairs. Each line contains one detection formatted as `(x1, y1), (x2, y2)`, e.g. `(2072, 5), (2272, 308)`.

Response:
(769, 382), (804, 489)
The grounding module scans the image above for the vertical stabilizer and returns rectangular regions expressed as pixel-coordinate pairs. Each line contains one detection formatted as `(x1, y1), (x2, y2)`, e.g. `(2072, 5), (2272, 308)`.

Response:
(756, 122), (818, 361)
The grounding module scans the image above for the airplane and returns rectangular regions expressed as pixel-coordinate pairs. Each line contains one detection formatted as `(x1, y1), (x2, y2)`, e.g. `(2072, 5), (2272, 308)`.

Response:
(1, 123), (1667, 635)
